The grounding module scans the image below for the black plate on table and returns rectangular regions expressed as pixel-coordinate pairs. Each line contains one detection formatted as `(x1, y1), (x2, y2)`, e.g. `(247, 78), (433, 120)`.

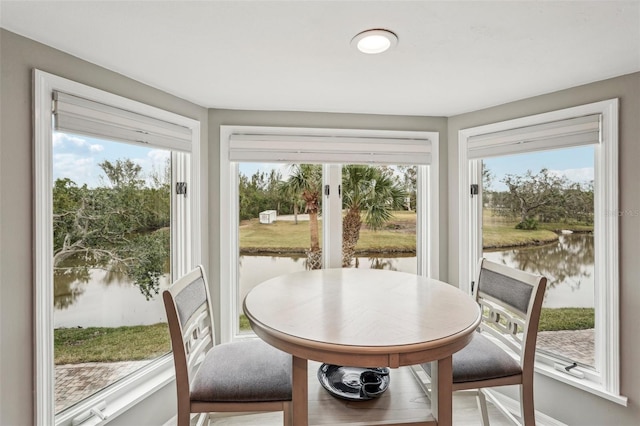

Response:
(317, 363), (390, 401)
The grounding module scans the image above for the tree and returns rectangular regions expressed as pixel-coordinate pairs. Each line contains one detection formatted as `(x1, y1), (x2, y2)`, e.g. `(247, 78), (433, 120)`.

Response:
(100, 158), (144, 189)
(280, 164), (323, 268)
(482, 164), (494, 207)
(564, 181), (594, 225)
(277, 178), (304, 225)
(238, 169), (288, 221)
(341, 165), (406, 267)
(501, 168), (568, 228)
(397, 165), (417, 210)
(53, 159), (170, 300)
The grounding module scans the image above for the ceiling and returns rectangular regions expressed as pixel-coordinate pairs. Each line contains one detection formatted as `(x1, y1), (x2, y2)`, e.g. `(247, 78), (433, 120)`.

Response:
(1, 1), (639, 116)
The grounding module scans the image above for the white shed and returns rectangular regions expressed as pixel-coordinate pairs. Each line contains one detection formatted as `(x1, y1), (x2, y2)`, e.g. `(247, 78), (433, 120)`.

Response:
(259, 210), (277, 224)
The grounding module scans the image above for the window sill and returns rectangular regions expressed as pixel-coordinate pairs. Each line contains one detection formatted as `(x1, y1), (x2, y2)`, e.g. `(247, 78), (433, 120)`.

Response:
(55, 355), (174, 426)
(534, 362), (627, 406)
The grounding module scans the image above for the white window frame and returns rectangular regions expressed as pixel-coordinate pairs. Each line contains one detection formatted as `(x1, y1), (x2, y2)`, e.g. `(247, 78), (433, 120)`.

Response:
(458, 99), (626, 405)
(34, 70), (202, 425)
(220, 126), (439, 343)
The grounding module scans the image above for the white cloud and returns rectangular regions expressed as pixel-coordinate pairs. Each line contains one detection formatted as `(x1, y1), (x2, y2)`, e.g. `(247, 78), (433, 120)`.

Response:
(549, 167), (594, 183)
(53, 153), (98, 186)
(53, 132), (104, 153)
(147, 149), (170, 168)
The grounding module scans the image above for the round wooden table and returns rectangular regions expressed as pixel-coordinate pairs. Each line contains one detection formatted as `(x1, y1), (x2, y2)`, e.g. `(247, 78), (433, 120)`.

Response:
(243, 268), (481, 426)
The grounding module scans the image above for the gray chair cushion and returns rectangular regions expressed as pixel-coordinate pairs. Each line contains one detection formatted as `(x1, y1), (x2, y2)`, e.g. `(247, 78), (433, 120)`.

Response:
(422, 332), (521, 384)
(190, 339), (292, 402)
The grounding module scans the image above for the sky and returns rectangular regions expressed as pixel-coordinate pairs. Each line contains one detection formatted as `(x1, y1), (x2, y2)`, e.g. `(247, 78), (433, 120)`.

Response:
(238, 162), (291, 180)
(53, 132), (170, 187)
(53, 132), (594, 192)
(483, 145), (595, 191)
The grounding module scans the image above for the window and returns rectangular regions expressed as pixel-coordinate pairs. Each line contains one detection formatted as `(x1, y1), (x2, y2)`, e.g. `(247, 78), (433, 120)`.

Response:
(481, 146), (596, 368)
(458, 99), (626, 405)
(220, 126), (439, 342)
(35, 70), (201, 425)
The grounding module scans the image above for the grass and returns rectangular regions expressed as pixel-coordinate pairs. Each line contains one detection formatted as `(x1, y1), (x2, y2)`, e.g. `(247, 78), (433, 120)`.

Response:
(539, 308), (595, 331)
(240, 210), (593, 253)
(240, 210), (417, 253)
(482, 224), (558, 249)
(482, 210), (592, 249)
(240, 219), (318, 253)
(240, 314), (251, 331)
(54, 323), (170, 365)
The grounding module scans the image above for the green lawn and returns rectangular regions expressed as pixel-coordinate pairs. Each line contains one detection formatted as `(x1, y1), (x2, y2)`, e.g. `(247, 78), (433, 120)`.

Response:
(241, 210), (593, 253)
(240, 210), (417, 253)
(54, 323), (170, 365)
(482, 210), (592, 249)
(539, 308), (594, 331)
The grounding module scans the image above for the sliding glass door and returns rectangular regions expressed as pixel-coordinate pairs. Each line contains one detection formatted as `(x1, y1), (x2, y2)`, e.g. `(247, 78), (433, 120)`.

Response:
(220, 126), (438, 342)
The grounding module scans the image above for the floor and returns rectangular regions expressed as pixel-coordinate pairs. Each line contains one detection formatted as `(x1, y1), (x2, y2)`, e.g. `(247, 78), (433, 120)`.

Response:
(203, 361), (516, 426)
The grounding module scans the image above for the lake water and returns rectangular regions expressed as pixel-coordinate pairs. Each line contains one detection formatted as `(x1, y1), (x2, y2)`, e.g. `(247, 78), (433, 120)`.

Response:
(54, 268), (170, 328)
(484, 233), (594, 308)
(54, 234), (593, 327)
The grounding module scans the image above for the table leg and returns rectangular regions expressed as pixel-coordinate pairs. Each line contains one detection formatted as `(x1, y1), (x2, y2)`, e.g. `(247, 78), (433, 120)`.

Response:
(292, 355), (308, 426)
(433, 356), (453, 426)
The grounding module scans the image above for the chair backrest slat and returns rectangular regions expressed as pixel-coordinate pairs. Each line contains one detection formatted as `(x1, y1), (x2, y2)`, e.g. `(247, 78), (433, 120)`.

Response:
(474, 259), (547, 371)
(182, 305), (209, 343)
(187, 333), (212, 376)
(479, 323), (522, 355)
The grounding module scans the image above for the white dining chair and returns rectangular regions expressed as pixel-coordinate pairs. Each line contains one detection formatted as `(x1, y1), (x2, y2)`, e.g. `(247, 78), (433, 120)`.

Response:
(163, 265), (293, 425)
(419, 258), (547, 425)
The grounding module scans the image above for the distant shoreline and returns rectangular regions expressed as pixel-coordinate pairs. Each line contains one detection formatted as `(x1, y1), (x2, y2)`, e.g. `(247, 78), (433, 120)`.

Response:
(240, 229), (593, 255)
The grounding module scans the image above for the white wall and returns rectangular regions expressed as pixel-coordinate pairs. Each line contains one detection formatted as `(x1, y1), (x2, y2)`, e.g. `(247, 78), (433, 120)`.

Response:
(447, 72), (640, 425)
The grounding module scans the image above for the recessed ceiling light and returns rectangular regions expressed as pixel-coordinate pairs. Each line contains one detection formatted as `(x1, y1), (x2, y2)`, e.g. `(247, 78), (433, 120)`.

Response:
(352, 29), (398, 54)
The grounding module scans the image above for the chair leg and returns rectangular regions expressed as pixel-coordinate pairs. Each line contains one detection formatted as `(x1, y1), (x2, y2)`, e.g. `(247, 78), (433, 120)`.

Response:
(476, 389), (491, 426)
(177, 410), (190, 426)
(520, 384), (536, 426)
(283, 401), (293, 426)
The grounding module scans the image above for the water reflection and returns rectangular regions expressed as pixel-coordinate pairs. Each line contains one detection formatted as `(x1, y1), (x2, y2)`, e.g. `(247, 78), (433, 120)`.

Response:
(355, 253), (416, 271)
(54, 267), (91, 309)
(484, 233), (594, 308)
(54, 267), (169, 328)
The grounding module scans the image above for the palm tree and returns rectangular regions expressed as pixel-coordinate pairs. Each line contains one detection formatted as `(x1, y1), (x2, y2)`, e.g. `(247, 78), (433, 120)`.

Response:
(280, 164), (323, 268)
(341, 165), (406, 267)
(277, 177), (304, 225)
